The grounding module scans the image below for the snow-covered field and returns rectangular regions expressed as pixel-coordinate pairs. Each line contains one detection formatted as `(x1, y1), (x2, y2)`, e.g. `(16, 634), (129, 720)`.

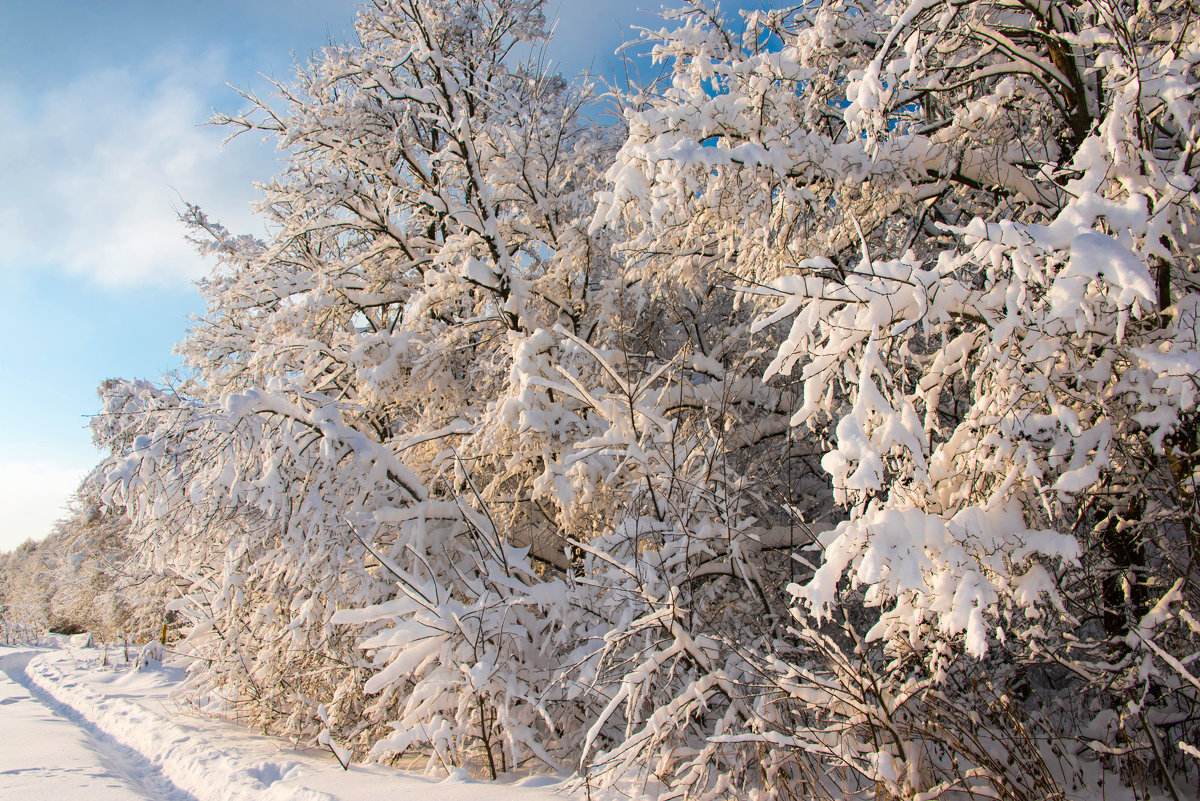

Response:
(0, 643), (570, 801)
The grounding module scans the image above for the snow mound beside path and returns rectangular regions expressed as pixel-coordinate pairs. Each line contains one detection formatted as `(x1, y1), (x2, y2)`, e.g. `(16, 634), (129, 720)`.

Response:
(26, 652), (333, 801)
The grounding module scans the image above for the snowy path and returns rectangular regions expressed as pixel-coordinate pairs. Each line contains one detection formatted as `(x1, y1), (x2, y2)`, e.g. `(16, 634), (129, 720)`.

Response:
(0, 649), (194, 801)
(0, 646), (571, 801)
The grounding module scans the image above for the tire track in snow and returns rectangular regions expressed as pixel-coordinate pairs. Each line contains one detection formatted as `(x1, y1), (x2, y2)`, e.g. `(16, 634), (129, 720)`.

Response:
(0, 650), (197, 801)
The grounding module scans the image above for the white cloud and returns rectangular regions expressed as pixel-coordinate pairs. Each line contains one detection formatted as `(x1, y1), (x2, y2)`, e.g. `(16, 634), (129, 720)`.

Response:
(0, 48), (277, 288)
(0, 459), (91, 552)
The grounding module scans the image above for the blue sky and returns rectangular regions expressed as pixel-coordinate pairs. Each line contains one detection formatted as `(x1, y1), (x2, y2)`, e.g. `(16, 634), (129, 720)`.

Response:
(0, 0), (765, 551)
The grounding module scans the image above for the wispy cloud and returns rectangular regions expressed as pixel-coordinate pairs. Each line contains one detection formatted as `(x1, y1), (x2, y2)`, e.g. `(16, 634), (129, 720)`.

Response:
(0, 47), (276, 288)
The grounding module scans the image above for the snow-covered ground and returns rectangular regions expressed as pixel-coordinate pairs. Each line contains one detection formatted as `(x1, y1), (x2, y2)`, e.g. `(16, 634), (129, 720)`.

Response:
(0, 643), (571, 801)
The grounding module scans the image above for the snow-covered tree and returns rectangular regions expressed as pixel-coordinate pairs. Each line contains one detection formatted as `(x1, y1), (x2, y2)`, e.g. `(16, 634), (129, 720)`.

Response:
(94, 0), (619, 773)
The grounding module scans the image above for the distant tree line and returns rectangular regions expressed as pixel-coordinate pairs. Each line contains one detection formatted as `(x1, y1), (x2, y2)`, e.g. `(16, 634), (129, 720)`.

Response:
(0, 480), (169, 645)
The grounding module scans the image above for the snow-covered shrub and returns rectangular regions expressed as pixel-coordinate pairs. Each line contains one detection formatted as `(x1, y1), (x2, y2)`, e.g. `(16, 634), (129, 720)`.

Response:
(596, 1), (1200, 797)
